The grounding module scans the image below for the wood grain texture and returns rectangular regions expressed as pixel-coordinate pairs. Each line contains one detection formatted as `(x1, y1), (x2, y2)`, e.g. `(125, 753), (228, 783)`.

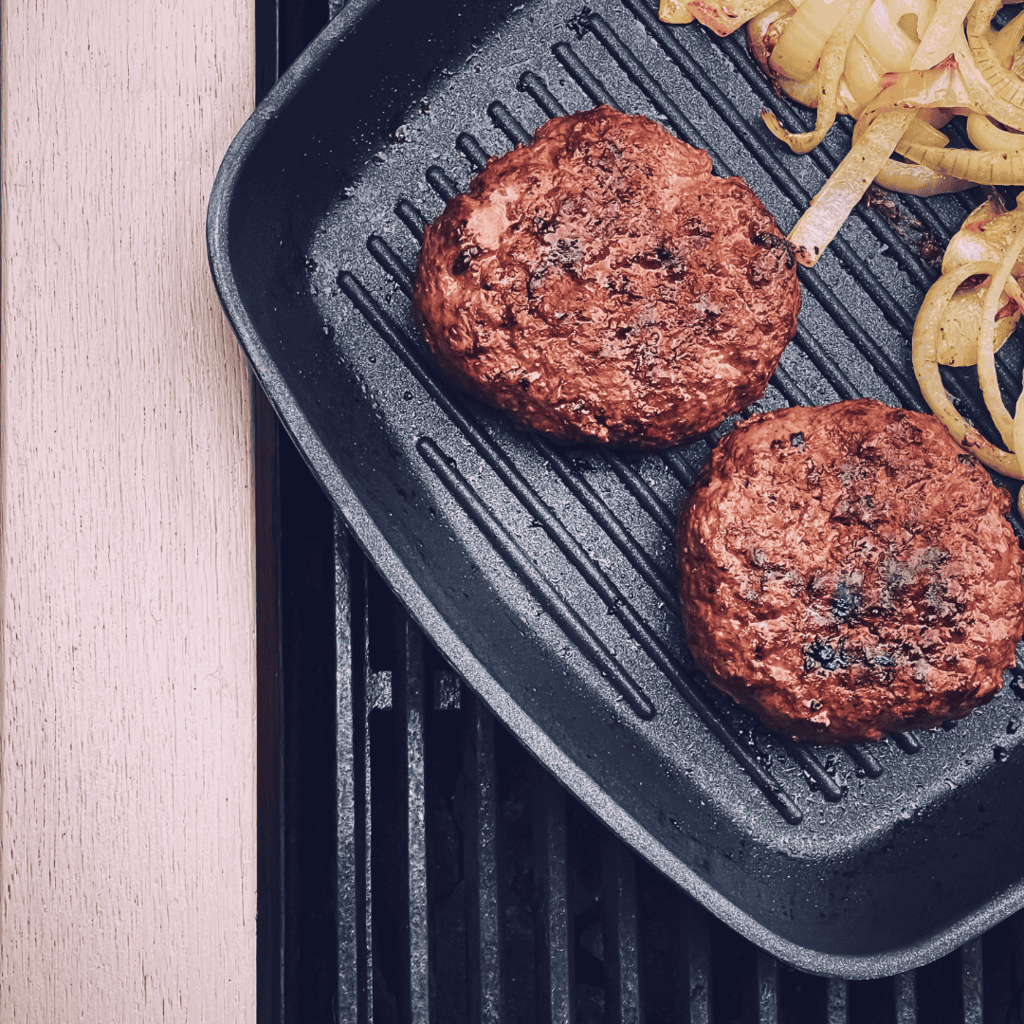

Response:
(1, 1), (257, 1020)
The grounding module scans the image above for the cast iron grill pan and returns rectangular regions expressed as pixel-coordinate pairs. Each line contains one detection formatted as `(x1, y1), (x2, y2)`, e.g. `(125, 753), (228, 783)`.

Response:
(208, 0), (1024, 977)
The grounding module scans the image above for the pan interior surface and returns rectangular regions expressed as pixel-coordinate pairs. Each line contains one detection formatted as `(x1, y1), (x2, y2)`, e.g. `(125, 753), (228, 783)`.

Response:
(208, 0), (1024, 977)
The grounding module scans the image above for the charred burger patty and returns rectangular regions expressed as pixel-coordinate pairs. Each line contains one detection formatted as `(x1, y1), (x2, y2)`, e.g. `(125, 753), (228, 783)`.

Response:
(413, 106), (801, 449)
(677, 399), (1024, 743)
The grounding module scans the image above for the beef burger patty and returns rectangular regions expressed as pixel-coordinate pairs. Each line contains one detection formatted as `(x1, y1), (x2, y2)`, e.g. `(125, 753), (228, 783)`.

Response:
(413, 106), (801, 449)
(677, 399), (1024, 743)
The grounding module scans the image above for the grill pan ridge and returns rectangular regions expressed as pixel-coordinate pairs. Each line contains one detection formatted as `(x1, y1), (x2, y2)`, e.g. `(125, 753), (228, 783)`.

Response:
(209, 0), (1024, 977)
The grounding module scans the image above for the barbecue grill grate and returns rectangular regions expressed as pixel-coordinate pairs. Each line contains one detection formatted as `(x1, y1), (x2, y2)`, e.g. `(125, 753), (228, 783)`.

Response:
(268, 428), (1024, 1024)
(253, 0), (1024, 1020)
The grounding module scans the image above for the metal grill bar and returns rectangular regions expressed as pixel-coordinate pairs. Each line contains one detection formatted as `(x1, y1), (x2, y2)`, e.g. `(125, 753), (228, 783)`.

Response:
(894, 731), (923, 754)
(358, 555), (377, 1023)
(602, 452), (676, 536)
(755, 948), (779, 1024)
(847, 746), (883, 779)
(553, 42), (619, 106)
(684, 901), (713, 1024)
(601, 833), (643, 1024)
(395, 616), (431, 1024)
(533, 768), (576, 1024)
(519, 71), (569, 118)
(827, 977), (850, 1024)
(895, 970), (919, 1023)
(465, 700), (504, 1024)
(772, 363), (815, 407)
(489, 100), (532, 145)
(415, 434), (657, 718)
(532, 434), (678, 607)
(783, 740), (844, 802)
(962, 939), (984, 1024)
(334, 527), (365, 1021)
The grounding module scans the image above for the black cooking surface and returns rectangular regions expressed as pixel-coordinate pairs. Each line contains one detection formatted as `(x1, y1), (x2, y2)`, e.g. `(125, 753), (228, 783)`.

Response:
(234, 0), (1024, 1005)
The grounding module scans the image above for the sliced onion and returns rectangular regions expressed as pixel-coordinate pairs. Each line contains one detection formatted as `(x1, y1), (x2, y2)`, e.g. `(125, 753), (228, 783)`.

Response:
(756, 0), (1024, 261)
(764, 0), (874, 152)
(975, 218), (1024, 449)
(915, 106), (956, 128)
(873, 155), (973, 192)
(856, 55), (974, 122)
(771, 0), (853, 80)
(934, 282), (1017, 364)
(885, 0), (937, 32)
(856, 0), (928, 70)
(747, 0), (797, 70)
(912, 259), (1024, 477)
(965, 0), (1024, 129)
(901, 116), (951, 146)
(659, 0), (696, 21)
(836, 77), (862, 115)
(966, 111), (1024, 150)
(941, 194), (1010, 272)
(1013, 388), (1024, 505)
(993, 6), (1024, 66)
(789, 0), (978, 267)
(896, 139), (1024, 183)
(846, 58), (1024, 184)
(678, 0), (779, 34)
(844, 37), (888, 107)
(779, 75), (826, 105)
(789, 109), (918, 263)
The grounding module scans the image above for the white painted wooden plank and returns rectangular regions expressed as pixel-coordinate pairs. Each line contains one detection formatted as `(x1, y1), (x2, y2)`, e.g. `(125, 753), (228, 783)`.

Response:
(1, 0), (257, 1019)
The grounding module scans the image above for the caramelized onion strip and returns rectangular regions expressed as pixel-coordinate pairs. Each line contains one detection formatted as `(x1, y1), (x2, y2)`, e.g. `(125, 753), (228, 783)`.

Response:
(912, 259), (1024, 478)
(873, 156), (973, 192)
(976, 219), (1024, 449)
(788, 0), (975, 265)
(966, 0), (1024, 121)
(896, 139), (1024, 183)
(668, 0), (778, 34)
(769, 0), (852, 81)
(763, 0), (874, 153)
(966, 112), (1024, 152)
(1014, 387), (1024, 511)
(659, 0), (696, 22)
(993, 6), (1024, 66)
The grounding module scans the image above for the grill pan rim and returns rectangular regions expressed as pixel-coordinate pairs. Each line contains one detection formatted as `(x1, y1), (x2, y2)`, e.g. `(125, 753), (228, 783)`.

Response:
(207, 0), (1024, 978)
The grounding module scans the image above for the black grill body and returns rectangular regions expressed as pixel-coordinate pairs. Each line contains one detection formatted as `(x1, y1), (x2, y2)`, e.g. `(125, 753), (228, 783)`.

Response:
(237, 0), (1024, 1016)
(270, 428), (1024, 1023)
